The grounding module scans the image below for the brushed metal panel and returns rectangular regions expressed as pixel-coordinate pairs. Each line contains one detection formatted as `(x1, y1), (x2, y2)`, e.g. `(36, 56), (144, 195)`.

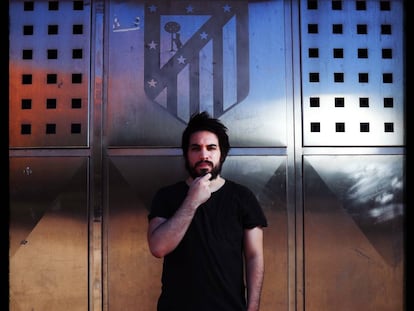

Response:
(9, 157), (89, 311)
(106, 0), (287, 147)
(106, 155), (287, 311)
(301, 0), (404, 146)
(303, 155), (404, 311)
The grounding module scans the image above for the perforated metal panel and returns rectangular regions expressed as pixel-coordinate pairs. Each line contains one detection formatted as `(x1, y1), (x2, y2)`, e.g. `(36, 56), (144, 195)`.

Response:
(9, 0), (91, 148)
(300, 0), (404, 146)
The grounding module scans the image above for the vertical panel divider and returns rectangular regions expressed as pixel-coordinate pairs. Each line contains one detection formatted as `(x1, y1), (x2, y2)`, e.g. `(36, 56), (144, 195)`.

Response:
(287, 0), (304, 310)
(90, 1), (105, 311)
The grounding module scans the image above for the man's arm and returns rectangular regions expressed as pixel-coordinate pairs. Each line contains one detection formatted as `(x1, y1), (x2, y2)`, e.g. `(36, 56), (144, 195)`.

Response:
(244, 226), (265, 311)
(147, 174), (212, 258)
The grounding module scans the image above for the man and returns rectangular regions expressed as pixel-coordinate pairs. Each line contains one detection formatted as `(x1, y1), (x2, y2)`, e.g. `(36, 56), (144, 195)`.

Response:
(147, 111), (268, 311)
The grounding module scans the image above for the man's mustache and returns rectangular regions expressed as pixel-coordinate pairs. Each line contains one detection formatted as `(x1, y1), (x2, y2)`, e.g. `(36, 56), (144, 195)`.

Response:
(195, 160), (213, 167)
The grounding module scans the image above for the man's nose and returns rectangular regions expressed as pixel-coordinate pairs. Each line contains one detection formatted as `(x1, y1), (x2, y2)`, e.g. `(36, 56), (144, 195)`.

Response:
(200, 148), (209, 159)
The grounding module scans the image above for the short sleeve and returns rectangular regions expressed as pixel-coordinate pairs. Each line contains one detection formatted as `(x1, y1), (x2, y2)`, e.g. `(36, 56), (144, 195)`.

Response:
(147, 181), (188, 221)
(147, 188), (169, 221)
(236, 183), (268, 229)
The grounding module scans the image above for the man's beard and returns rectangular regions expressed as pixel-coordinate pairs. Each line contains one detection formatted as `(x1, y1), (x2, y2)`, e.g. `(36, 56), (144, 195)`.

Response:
(186, 160), (222, 180)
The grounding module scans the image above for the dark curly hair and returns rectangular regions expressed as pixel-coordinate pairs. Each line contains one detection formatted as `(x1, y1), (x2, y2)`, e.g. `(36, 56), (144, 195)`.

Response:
(181, 111), (230, 164)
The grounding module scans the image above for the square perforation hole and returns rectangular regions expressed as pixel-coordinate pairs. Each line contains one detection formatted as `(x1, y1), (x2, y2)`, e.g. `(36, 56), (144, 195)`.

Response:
(21, 99), (32, 109)
(22, 74), (32, 84)
(381, 24), (392, 34)
(359, 98), (369, 107)
(48, 24), (59, 35)
(309, 48), (319, 58)
(22, 49), (33, 60)
(332, 1), (342, 10)
(21, 124), (31, 135)
(23, 25), (34, 35)
(72, 49), (83, 59)
(311, 122), (320, 132)
(358, 73), (369, 83)
(73, 1), (84, 10)
(310, 97), (320, 107)
(384, 122), (394, 132)
(47, 74), (58, 84)
(334, 72), (344, 83)
(357, 24), (367, 34)
(46, 123), (56, 134)
(335, 122), (345, 132)
(46, 98), (57, 109)
(73, 24), (83, 34)
(24, 1), (34, 11)
(72, 73), (83, 84)
(47, 49), (58, 59)
(384, 98), (394, 108)
(334, 97), (344, 107)
(309, 73), (320, 82)
(332, 24), (343, 34)
(48, 1), (59, 10)
(333, 48), (343, 58)
(380, 1), (391, 11)
(307, 0), (317, 10)
(382, 73), (393, 83)
(71, 123), (82, 134)
(358, 48), (368, 58)
(72, 98), (82, 109)
(382, 48), (392, 59)
(360, 123), (370, 132)
(356, 1), (367, 10)
(308, 24), (318, 34)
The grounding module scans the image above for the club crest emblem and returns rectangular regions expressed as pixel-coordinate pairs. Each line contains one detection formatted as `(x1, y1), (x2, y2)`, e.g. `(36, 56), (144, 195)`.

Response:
(144, 1), (249, 122)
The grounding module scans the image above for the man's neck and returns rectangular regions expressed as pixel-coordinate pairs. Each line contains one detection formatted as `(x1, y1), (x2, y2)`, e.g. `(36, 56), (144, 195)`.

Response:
(209, 175), (225, 192)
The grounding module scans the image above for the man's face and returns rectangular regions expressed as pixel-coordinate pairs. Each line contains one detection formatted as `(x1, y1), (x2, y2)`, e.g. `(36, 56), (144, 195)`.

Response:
(186, 130), (222, 180)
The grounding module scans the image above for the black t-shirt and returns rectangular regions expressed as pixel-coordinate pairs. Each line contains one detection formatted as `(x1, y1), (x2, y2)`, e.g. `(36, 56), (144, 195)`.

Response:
(148, 180), (268, 311)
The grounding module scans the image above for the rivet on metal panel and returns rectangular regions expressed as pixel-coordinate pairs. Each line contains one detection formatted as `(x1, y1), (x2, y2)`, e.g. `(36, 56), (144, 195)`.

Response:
(22, 166), (32, 175)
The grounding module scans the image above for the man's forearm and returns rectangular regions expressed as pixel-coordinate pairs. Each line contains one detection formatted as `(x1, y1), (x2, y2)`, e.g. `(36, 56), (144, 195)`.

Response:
(246, 256), (265, 311)
(148, 198), (198, 257)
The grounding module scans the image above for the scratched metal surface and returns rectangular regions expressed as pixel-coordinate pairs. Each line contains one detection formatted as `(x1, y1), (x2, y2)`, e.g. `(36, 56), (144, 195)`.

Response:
(8, 0), (405, 310)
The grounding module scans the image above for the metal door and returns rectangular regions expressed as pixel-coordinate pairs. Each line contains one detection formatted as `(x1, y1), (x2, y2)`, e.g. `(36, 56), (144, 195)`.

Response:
(9, 1), (405, 310)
